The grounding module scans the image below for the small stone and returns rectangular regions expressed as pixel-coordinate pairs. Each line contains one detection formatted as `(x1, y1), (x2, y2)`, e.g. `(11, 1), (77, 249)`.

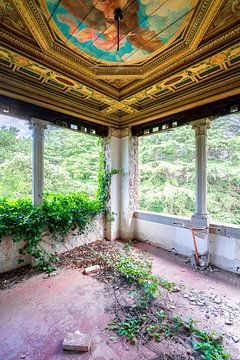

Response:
(214, 297), (221, 304)
(225, 320), (233, 325)
(50, 271), (58, 277)
(232, 336), (239, 343)
(129, 337), (137, 345)
(210, 333), (223, 344)
(189, 297), (197, 302)
(197, 302), (205, 306)
(172, 287), (181, 292)
(63, 332), (91, 352)
(83, 265), (101, 275)
(183, 294), (189, 298)
(205, 313), (210, 319)
(20, 356), (26, 359)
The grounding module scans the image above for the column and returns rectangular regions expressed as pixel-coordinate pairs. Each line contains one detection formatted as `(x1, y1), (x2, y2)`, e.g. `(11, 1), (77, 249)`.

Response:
(191, 119), (211, 224)
(103, 127), (121, 240)
(30, 119), (48, 206)
(103, 126), (139, 241)
(191, 119), (211, 264)
(120, 128), (139, 240)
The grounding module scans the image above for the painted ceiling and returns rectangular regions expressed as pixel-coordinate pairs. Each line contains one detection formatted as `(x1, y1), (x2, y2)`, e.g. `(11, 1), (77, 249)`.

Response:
(41, 0), (195, 64)
(0, 0), (239, 127)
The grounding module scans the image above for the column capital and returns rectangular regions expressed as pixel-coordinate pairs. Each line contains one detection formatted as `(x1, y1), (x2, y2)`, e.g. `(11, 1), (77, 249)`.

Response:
(108, 126), (131, 138)
(191, 118), (211, 135)
(30, 118), (49, 129)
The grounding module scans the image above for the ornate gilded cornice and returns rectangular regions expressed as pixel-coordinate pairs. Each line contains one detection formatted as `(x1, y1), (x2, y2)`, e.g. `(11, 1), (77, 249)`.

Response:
(0, 0), (239, 127)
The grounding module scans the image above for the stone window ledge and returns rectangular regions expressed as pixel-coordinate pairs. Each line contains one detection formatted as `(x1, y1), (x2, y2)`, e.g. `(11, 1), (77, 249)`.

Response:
(134, 210), (240, 239)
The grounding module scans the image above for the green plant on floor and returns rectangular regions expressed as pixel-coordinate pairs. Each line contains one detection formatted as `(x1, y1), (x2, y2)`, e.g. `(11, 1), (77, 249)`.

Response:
(106, 246), (231, 360)
(112, 245), (175, 306)
(108, 317), (144, 341)
(190, 324), (230, 359)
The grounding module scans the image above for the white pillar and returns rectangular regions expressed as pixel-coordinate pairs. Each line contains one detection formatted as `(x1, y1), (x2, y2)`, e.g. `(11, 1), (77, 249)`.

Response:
(191, 119), (211, 223)
(103, 127), (139, 241)
(103, 128), (121, 240)
(191, 119), (211, 264)
(120, 129), (139, 240)
(30, 119), (48, 206)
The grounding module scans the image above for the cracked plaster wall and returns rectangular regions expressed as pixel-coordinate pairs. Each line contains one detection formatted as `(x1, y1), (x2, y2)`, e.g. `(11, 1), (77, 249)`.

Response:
(0, 216), (104, 273)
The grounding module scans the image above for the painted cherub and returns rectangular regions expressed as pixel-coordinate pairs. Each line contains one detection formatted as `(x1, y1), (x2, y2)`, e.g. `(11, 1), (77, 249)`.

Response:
(58, 0), (163, 52)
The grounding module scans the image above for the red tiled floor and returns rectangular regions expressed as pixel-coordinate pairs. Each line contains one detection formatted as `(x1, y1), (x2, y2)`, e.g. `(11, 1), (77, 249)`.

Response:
(0, 242), (239, 359)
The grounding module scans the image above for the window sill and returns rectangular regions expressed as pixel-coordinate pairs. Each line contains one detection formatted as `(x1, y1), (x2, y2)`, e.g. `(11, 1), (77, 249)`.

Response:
(133, 210), (240, 239)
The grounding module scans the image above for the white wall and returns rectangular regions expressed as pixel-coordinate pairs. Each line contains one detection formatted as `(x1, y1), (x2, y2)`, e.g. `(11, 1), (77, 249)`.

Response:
(133, 211), (240, 273)
(0, 237), (31, 273)
(0, 216), (104, 273)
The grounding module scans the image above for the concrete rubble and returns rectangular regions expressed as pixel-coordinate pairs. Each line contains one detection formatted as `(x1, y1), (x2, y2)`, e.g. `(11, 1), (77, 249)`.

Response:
(63, 331), (91, 352)
(83, 264), (101, 275)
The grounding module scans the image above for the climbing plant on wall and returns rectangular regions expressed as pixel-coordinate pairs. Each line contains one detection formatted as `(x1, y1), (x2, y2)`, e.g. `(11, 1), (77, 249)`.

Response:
(0, 137), (119, 272)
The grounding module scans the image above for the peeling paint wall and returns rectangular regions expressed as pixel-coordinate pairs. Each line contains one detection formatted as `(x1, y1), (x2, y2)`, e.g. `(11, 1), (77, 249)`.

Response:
(0, 238), (31, 273)
(133, 213), (240, 273)
(0, 216), (104, 273)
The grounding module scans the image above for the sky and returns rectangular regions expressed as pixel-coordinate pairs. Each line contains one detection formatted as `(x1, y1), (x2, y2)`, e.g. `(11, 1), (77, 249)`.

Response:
(0, 115), (32, 138)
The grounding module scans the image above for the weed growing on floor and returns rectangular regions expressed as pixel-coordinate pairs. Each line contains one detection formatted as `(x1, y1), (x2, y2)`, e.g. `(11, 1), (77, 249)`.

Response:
(191, 327), (230, 359)
(104, 245), (231, 359)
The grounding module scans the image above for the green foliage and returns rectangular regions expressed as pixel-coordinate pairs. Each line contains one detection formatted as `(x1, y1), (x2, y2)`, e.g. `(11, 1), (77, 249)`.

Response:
(44, 127), (101, 195)
(97, 143), (120, 212)
(0, 123), (101, 198)
(0, 125), (32, 197)
(0, 193), (102, 272)
(96, 143), (120, 221)
(0, 121), (120, 271)
(107, 248), (230, 359)
(139, 114), (240, 224)
(189, 322), (230, 359)
(115, 245), (175, 300)
(116, 245), (152, 282)
(108, 317), (144, 341)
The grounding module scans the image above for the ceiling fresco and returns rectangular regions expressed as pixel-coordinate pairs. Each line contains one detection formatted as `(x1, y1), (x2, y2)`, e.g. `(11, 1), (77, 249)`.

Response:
(41, 0), (194, 63)
(0, 0), (239, 127)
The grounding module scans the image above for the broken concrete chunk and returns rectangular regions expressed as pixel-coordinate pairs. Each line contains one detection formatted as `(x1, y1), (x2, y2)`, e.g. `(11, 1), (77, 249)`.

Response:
(172, 287), (181, 292)
(63, 332), (91, 352)
(225, 320), (233, 325)
(214, 297), (221, 304)
(83, 265), (101, 275)
(232, 336), (239, 343)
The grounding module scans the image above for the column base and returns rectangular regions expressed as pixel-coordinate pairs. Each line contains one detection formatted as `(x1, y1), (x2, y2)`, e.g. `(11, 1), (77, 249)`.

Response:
(191, 213), (211, 227)
(191, 213), (212, 266)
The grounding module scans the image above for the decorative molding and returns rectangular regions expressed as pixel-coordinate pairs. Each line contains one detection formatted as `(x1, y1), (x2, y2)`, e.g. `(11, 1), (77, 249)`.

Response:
(121, 72), (240, 126)
(0, 0), (239, 127)
(121, 27), (240, 97)
(109, 126), (131, 138)
(191, 118), (211, 135)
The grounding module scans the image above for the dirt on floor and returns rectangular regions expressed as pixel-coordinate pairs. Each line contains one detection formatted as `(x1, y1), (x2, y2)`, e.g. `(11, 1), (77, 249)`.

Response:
(0, 240), (119, 290)
(0, 240), (239, 360)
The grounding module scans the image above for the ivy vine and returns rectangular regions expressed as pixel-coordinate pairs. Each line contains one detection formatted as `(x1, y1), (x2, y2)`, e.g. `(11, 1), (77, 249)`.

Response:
(0, 141), (119, 272)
